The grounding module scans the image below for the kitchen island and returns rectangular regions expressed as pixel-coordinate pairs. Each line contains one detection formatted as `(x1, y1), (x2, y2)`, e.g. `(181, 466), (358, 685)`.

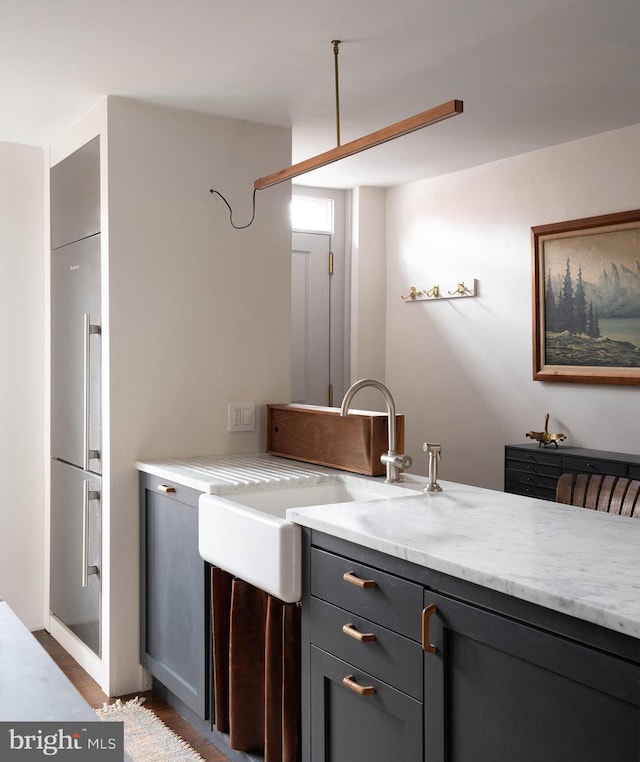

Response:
(138, 454), (640, 761)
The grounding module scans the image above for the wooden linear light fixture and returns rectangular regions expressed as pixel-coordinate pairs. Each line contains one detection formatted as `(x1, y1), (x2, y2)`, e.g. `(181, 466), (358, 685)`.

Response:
(254, 41), (463, 190)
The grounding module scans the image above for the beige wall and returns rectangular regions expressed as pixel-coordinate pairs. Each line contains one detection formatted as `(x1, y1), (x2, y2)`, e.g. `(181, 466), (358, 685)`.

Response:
(0, 142), (45, 628)
(385, 123), (640, 489)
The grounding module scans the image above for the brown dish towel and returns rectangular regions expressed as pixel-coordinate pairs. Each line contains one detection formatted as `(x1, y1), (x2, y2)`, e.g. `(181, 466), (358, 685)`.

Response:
(211, 568), (301, 762)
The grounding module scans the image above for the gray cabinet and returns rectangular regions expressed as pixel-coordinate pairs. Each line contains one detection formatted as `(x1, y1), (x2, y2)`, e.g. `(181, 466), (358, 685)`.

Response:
(50, 136), (100, 249)
(302, 530), (640, 762)
(139, 474), (209, 719)
(303, 540), (424, 762)
(423, 590), (640, 762)
(505, 444), (640, 501)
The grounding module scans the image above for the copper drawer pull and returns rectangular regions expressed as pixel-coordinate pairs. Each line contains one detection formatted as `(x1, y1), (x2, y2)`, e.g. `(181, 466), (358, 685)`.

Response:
(343, 571), (377, 589)
(422, 604), (437, 654)
(342, 623), (376, 642)
(157, 484), (176, 493)
(342, 675), (376, 696)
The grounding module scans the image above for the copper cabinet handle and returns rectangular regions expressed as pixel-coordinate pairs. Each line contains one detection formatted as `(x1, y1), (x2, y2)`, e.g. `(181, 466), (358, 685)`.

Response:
(343, 571), (377, 589)
(342, 623), (376, 642)
(422, 604), (437, 654)
(157, 484), (176, 493)
(342, 675), (376, 696)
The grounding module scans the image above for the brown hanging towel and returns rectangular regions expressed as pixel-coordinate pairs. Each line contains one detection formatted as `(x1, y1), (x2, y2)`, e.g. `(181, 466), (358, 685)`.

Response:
(210, 567), (233, 732)
(228, 579), (268, 752)
(281, 602), (301, 762)
(210, 567), (301, 760)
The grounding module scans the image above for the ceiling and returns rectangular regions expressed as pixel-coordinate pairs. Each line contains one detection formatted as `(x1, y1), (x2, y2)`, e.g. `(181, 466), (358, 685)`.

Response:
(2, 0), (639, 188)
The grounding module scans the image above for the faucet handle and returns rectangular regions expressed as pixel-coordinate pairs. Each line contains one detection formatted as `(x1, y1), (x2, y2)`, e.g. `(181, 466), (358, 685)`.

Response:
(381, 453), (413, 470)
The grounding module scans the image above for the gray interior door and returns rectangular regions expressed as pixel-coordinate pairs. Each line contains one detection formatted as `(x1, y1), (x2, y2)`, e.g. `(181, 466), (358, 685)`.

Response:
(291, 231), (332, 405)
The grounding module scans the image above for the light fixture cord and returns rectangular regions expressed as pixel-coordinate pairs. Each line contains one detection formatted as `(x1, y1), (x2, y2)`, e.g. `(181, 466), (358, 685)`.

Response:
(332, 40), (341, 147)
(209, 187), (257, 229)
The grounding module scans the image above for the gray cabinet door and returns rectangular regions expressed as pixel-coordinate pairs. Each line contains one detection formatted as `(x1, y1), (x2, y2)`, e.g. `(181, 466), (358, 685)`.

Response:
(50, 459), (101, 655)
(140, 475), (209, 719)
(51, 234), (101, 473)
(310, 646), (422, 762)
(50, 136), (100, 249)
(423, 590), (640, 762)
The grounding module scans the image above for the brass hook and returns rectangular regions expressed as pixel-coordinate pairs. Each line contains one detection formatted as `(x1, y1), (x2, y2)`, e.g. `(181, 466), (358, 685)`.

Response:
(448, 282), (468, 296)
(426, 285), (440, 298)
(401, 286), (425, 300)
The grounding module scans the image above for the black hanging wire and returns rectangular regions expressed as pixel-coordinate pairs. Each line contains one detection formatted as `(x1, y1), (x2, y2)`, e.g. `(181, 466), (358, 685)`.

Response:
(209, 187), (258, 229)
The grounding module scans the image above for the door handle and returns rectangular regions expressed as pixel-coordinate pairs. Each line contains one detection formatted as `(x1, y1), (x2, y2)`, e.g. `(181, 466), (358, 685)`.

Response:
(157, 484), (176, 493)
(422, 604), (437, 653)
(83, 313), (101, 470)
(82, 480), (100, 588)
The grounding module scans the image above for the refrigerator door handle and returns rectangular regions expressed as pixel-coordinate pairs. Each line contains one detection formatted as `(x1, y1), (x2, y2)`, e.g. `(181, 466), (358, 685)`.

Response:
(83, 313), (101, 470)
(82, 480), (100, 588)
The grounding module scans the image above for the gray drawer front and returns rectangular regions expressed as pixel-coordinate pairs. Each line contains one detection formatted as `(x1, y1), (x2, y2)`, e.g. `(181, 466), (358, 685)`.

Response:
(310, 548), (423, 641)
(628, 465), (640, 480)
(561, 456), (626, 477)
(505, 470), (559, 490)
(505, 481), (556, 501)
(308, 596), (423, 700)
(505, 458), (561, 478)
(505, 447), (560, 467)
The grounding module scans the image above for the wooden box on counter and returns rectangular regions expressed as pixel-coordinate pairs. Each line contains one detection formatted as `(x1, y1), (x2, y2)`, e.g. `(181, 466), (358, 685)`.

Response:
(266, 404), (404, 476)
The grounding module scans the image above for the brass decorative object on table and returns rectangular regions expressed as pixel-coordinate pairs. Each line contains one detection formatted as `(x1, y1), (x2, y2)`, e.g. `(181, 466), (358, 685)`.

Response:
(525, 413), (566, 448)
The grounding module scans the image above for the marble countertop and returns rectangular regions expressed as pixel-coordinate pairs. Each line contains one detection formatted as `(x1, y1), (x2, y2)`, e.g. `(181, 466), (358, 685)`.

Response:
(136, 454), (640, 641)
(136, 453), (340, 493)
(289, 477), (640, 642)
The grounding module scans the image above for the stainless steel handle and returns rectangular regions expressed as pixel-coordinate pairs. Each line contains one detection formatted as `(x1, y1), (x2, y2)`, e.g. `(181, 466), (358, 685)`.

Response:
(83, 313), (101, 470)
(82, 480), (100, 588)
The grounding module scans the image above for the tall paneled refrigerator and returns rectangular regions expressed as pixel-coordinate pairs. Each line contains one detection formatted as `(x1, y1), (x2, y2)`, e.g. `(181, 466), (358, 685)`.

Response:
(50, 137), (102, 656)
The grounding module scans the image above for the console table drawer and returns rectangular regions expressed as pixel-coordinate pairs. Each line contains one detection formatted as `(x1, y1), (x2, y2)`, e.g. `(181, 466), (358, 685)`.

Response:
(505, 447), (560, 468)
(561, 456), (626, 477)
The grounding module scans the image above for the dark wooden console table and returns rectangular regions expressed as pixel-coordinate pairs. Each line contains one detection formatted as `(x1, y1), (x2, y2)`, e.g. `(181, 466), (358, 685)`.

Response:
(504, 444), (640, 502)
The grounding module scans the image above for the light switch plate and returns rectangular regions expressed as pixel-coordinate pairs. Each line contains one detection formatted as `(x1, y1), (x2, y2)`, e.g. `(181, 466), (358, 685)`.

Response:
(228, 402), (255, 432)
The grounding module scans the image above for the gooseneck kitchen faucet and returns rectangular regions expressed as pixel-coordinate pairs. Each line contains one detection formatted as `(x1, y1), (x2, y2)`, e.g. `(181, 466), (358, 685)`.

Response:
(340, 379), (412, 483)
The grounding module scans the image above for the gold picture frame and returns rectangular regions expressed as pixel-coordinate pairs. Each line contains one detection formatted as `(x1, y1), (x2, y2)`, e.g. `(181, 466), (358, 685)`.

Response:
(532, 208), (640, 385)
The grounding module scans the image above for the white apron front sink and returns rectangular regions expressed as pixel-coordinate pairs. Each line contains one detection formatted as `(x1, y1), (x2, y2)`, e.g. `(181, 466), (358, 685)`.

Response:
(198, 477), (414, 602)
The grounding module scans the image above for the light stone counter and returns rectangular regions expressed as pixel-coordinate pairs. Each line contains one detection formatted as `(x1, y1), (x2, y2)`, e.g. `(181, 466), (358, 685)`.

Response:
(135, 453), (340, 494)
(288, 478), (640, 642)
(136, 454), (640, 642)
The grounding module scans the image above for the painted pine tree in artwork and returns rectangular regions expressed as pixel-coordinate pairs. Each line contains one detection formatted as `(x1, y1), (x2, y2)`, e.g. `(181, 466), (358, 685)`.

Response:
(545, 269), (558, 331)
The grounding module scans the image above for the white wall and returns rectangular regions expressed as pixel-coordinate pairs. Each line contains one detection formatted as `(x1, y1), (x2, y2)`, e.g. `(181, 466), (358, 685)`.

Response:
(349, 187), (388, 410)
(105, 99), (292, 694)
(0, 142), (44, 628)
(385, 123), (640, 490)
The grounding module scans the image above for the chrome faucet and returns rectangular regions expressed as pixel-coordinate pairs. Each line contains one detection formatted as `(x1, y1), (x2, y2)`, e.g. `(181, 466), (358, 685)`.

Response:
(340, 379), (412, 483)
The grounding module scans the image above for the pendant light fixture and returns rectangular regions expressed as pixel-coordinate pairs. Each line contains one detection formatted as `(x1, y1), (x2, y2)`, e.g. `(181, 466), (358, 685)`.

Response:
(254, 40), (463, 190)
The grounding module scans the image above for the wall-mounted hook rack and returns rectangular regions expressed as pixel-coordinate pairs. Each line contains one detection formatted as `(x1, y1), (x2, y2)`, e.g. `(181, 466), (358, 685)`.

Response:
(401, 278), (477, 302)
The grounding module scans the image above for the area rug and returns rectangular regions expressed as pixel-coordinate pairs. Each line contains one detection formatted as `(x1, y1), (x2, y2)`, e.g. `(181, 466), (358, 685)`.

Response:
(96, 697), (206, 762)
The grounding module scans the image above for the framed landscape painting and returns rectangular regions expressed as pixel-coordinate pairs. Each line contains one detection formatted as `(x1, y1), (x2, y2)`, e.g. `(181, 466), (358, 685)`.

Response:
(532, 209), (640, 385)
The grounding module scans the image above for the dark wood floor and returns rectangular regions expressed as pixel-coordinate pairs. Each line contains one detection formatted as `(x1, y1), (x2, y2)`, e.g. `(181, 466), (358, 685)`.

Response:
(33, 630), (229, 762)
